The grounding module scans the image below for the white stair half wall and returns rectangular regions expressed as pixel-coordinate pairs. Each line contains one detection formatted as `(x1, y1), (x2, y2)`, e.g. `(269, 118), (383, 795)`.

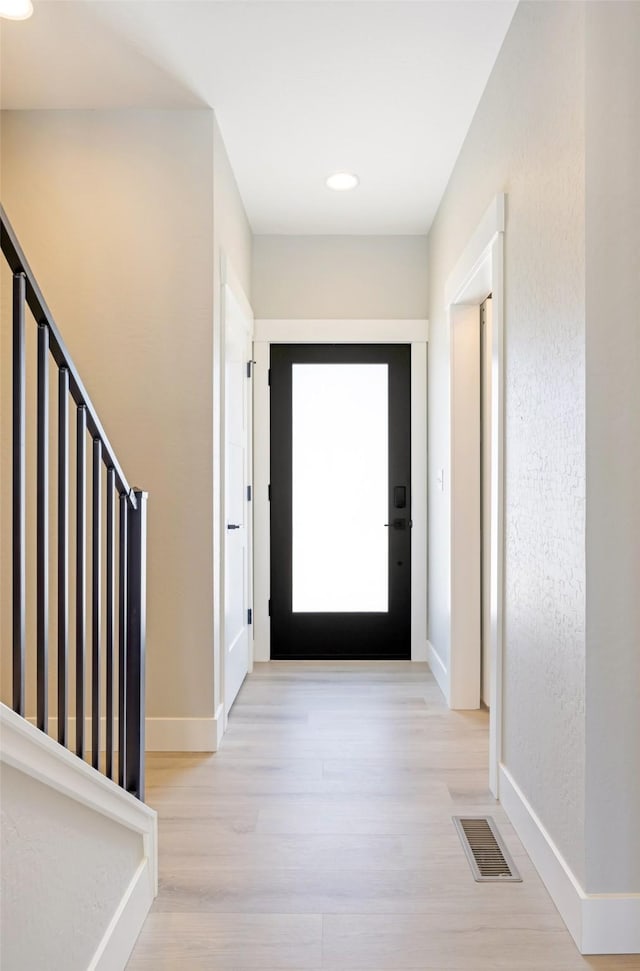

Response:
(0, 703), (157, 971)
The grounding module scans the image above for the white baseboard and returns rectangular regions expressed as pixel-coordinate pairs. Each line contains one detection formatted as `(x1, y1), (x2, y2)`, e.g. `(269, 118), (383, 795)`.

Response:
(30, 711), (225, 754)
(146, 714), (222, 752)
(215, 703), (226, 749)
(499, 764), (640, 954)
(426, 640), (449, 702)
(89, 857), (154, 971)
(411, 640), (429, 662)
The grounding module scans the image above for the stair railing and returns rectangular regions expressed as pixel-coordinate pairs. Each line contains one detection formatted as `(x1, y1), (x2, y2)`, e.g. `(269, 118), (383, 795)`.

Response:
(1, 204), (147, 800)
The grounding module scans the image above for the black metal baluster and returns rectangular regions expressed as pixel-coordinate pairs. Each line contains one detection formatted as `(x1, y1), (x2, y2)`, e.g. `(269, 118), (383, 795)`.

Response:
(76, 405), (87, 758)
(118, 494), (128, 788)
(3, 207), (147, 802)
(58, 368), (69, 746)
(106, 468), (116, 780)
(37, 324), (49, 734)
(126, 489), (147, 800)
(13, 272), (26, 716)
(92, 439), (102, 770)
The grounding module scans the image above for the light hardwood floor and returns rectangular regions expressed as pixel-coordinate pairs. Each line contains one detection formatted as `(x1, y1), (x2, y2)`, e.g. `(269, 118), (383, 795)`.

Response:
(127, 663), (639, 970)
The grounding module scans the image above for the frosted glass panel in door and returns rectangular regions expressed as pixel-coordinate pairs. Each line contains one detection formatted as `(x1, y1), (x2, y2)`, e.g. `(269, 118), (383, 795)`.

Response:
(291, 364), (388, 612)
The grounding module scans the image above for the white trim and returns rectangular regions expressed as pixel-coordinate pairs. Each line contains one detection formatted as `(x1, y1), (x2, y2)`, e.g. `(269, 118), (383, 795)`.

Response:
(214, 703), (226, 750)
(449, 303), (481, 709)
(489, 233), (505, 798)
(2, 705), (156, 842)
(253, 338), (271, 663)
(1, 703), (157, 968)
(445, 195), (505, 307)
(25, 713), (226, 753)
(444, 193), (505, 799)
(411, 642), (428, 662)
(212, 254), (224, 752)
(411, 341), (428, 662)
(146, 714), (224, 753)
(581, 896), (640, 956)
(253, 319), (428, 663)
(221, 279), (255, 719)
(426, 640), (449, 701)
(89, 858), (155, 971)
(255, 318), (428, 344)
(223, 259), (253, 325)
(500, 764), (640, 954)
(216, 255), (255, 740)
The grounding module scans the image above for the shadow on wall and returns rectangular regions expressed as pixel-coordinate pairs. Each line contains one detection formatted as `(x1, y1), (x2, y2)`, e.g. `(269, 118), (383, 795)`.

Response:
(0, 2), (205, 109)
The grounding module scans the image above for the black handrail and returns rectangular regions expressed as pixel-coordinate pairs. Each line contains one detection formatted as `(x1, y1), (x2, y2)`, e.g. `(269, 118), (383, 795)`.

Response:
(1, 204), (147, 800)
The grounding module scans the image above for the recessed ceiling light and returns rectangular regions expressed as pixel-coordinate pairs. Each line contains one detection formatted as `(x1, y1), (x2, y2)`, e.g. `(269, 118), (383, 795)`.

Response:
(0, 0), (33, 19)
(326, 172), (359, 192)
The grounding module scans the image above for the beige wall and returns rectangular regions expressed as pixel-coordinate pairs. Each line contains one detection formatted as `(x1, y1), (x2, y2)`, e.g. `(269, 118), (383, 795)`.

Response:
(427, 1), (587, 882)
(252, 234), (428, 319)
(0, 109), (217, 721)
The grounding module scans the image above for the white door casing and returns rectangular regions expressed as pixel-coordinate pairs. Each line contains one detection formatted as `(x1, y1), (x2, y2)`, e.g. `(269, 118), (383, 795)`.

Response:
(252, 319), (428, 665)
(445, 193), (505, 797)
(223, 282), (254, 716)
(481, 296), (493, 707)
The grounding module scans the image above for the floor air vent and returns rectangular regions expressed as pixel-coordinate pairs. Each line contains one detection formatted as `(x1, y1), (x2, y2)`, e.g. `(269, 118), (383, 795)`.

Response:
(453, 816), (522, 882)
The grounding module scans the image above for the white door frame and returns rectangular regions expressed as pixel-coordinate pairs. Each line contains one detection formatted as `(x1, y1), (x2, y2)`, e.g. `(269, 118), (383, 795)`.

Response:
(253, 319), (428, 664)
(444, 194), (505, 797)
(218, 256), (254, 731)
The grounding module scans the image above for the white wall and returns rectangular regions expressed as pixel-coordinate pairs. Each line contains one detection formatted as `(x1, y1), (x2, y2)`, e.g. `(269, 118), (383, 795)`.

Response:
(584, 1), (640, 895)
(252, 235), (428, 319)
(1, 763), (141, 970)
(427, 1), (587, 882)
(0, 109), (216, 727)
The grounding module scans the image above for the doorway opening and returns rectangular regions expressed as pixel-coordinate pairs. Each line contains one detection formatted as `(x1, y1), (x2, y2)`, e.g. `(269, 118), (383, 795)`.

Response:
(444, 193), (505, 797)
(252, 318), (428, 666)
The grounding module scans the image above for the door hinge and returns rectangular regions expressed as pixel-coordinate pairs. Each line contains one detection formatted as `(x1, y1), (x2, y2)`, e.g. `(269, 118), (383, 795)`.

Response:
(247, 484), (252, 502)
(268, 368), (271, 386)
(247, 607), (252, 625)
(268, 483), (271, 501)
(247, 360), (253, 378)
(268, 599), (271, 617)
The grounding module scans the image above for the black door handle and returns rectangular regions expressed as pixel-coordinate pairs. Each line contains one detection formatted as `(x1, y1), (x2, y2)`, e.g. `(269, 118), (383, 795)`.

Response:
(385, 518), (408, 530)
(227, 523), (241, 530)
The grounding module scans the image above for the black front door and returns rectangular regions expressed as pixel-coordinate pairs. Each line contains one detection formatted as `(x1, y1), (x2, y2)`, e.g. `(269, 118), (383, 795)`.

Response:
(270, 343), (411, 660)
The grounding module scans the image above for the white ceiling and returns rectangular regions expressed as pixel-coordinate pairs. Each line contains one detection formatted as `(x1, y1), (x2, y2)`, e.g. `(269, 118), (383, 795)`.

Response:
(0, 1), (517, 234)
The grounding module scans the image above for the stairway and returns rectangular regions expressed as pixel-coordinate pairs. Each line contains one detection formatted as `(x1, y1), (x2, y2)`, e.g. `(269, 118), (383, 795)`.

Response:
(1, 205), (156, 969)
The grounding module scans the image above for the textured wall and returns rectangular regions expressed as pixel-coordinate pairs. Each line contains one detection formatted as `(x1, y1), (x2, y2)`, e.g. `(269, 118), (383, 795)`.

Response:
(1, 764), (141, 970)
(584, 1), (640, 894)
(427, 1), (586, 881)
(0, 109), (216, 720)
(252, 235), (428, 319)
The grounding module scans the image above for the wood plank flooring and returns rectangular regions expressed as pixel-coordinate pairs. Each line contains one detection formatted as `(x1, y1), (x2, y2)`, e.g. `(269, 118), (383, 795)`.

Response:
(127, 663), (639, 970)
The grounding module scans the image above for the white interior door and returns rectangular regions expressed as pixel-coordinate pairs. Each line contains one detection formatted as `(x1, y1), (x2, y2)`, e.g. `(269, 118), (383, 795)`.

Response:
(224, 283), (253, 715)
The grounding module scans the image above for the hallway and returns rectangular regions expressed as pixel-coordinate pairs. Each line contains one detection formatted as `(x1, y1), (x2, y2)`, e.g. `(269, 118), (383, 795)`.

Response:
(127, 664), (639, 970)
